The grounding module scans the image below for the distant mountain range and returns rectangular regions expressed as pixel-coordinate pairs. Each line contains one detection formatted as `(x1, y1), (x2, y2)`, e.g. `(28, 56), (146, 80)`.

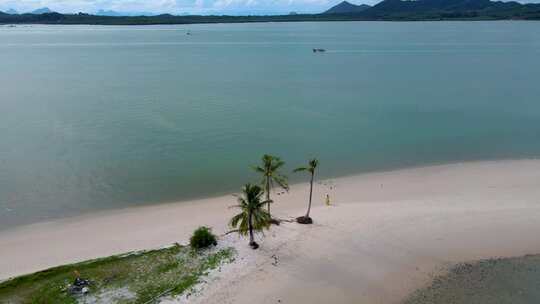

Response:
(1, 0), (540, 24)
(1, 7), (54, 15)
(323, 0), (540, 19)
(30, 7), (53, 14)
(324, 1), (371, 14)
(1, 8), (157, 16)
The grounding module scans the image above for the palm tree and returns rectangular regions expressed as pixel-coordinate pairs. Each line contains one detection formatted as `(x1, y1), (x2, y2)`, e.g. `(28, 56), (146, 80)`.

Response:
(253, 154), (289, 217)
(230, 183), (272, 249)
(294, 158), (319, 224)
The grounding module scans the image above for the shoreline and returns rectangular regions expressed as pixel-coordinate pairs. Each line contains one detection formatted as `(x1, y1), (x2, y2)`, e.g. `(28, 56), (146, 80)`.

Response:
(2, 14), (540, 26)
(2, 159), (540, 303)
(1, 157), (534, 235)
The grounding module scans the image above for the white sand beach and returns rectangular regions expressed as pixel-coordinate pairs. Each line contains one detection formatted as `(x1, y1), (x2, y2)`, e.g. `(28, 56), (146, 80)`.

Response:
(1, 160), (540, 303)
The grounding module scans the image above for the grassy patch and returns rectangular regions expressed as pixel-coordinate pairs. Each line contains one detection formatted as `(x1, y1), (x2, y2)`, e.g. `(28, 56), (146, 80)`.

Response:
(0, 245), (235, 304)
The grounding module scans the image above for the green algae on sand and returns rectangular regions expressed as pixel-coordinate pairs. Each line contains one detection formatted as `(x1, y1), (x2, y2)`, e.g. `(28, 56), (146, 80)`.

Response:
(0, 244), (235, 303)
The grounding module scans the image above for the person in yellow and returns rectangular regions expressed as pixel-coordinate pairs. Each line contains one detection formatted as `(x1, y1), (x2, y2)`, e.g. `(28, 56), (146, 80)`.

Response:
(325, 194), (331, 206)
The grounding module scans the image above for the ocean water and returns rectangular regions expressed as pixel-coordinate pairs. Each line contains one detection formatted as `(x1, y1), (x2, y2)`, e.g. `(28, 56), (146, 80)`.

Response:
(1, 21), (540, 230)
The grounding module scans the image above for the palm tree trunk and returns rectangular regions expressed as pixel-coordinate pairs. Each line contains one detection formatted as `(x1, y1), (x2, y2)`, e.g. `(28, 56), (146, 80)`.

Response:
(266, 176), (271, 215)
(248, 211), (254, 245)
(306, 172), (314, 217)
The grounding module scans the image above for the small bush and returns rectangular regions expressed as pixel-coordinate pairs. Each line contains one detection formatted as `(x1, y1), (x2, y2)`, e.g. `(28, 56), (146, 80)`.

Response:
(190, 226), (217, 250)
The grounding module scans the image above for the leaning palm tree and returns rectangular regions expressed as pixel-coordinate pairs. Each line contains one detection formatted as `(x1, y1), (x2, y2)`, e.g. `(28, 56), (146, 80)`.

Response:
(253, 154), (289, 218)
(230, 183), (272, 249)
(294, 158), (319, 224)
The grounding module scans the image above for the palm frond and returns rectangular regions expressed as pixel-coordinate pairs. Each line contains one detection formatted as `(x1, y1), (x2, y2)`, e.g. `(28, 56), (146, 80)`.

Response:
(273, 174), (289, 190)
(252, 166), (265, 173)
(251, 209), (271, 230)
(229, 213), (244, 228)
(229, 183), (272, 237)
(271, 159), (285, 171)
(258, 199), (272, 208)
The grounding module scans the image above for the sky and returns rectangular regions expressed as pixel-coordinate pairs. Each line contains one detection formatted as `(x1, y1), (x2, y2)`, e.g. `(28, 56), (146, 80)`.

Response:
(1, 0), (539, 15)
(0, 0), (350, 14)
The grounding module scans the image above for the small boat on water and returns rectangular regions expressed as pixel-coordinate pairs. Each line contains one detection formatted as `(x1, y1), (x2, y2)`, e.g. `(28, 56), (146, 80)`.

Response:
(313, 48), (326, 53)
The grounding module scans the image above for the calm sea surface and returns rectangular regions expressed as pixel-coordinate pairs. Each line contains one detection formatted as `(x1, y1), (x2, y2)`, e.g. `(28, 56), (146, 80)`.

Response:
(1, 21), (540, 230)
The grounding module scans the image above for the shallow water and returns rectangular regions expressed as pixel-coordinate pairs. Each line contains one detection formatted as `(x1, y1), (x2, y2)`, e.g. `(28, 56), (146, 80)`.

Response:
(1, 21), (540, 229)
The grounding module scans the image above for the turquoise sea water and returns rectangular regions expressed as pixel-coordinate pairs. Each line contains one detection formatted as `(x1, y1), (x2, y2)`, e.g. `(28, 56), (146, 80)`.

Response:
(1, 21), (540, 230)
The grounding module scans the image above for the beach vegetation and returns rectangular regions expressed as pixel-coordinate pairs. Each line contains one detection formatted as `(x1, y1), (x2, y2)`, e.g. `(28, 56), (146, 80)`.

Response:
(229, 183), (272, 249)
(190, 226), (218, 250)
(3, 2), (540, 27)
(294, 158), (319, 224)
(253, 154), (289, 222)
(0, 244), (235, 303)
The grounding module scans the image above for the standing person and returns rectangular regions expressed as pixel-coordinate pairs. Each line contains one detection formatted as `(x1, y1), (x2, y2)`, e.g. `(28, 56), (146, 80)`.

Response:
(325, 193), (331, 206)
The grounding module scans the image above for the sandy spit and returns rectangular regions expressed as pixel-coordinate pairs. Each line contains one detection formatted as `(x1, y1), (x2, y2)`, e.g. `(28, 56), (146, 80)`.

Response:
(1, 160), (540, 303)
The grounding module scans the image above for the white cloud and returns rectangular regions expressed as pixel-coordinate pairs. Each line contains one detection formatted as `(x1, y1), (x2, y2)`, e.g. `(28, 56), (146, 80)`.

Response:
(0, 0), (340, 13)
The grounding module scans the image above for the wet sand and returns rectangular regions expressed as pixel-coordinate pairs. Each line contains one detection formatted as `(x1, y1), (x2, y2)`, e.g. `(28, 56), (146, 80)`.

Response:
(404, 254), (540, 304)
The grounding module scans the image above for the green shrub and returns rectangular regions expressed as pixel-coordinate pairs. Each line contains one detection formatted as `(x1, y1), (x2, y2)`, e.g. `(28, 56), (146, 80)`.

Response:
(190, 226), (217, 250)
